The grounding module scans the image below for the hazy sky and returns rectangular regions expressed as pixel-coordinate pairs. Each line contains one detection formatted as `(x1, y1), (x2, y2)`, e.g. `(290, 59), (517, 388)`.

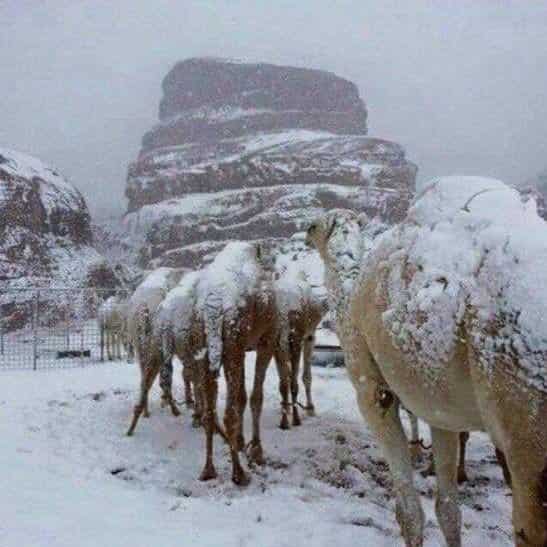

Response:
(1, 1), (547, 218)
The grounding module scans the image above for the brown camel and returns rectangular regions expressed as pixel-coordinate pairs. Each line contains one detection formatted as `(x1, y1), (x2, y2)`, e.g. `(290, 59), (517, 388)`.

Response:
(307, 177), (546, 546)
(198, 241), (279, 486)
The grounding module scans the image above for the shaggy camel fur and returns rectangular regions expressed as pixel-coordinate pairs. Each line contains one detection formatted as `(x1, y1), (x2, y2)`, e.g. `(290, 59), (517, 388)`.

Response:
(198, 241), (278, 486)
(126, 267), (184, 436)
(98, 294), (127, 361)
(273, 270), (328, 429)
(307, 186), (546, 547)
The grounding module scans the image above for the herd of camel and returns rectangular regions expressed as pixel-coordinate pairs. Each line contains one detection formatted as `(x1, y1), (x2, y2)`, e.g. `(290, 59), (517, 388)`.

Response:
(98, 177), (546, 547)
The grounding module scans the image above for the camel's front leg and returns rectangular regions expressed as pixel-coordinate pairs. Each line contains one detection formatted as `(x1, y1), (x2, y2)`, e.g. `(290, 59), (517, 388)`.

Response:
(159, 358), (180, 417)
(430, 427), (462, 547)
(274, 350), (291, 430)
(356, 378), (424, 547)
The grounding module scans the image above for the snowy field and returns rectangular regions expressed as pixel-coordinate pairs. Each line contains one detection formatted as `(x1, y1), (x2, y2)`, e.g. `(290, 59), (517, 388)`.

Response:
(1, 355), (513, 547)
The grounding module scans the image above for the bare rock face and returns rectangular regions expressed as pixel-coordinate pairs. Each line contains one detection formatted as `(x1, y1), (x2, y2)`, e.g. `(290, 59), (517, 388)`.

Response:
(125, 58), (417, 268)
(0, 148), (121, 329)
(522, 168), (547, 219)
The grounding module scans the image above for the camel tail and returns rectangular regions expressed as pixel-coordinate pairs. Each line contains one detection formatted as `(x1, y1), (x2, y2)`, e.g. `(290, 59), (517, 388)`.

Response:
(203, 293), (224, 373)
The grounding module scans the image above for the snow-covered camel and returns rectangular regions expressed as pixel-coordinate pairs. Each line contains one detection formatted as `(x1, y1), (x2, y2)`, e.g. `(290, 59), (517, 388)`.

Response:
(198, 241), (278, 485)
(126, 267), (185, 435)
(98, 293), (127, 360)
(307, 178), (546, 547)
(272, 235), (329, 428)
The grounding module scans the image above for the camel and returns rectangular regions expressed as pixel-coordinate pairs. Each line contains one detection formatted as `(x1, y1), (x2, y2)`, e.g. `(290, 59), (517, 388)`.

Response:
(197, 241), (278, 486)
(272, 235), (329, 428)
(306, 177), (546, 546)
(98, 293), (127, 361)
(154, 270), (206, 429)
(126, 267), (185, 436)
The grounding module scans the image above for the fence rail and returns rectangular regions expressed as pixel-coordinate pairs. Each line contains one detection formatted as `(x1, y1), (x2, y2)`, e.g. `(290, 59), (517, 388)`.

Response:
(0, 288), (130, 370)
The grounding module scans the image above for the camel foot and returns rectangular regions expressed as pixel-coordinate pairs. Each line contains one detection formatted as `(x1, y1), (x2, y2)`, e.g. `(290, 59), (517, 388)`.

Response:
(192, 415), (202, 429)
(232, 467), (250, 487)
(143, 409), (150, 418)
(457, 467), (468, 484)
(170, 404), (181, 417)
(279, 413), (290, 430)
(248, 441), (265, 466)
(305, 405), (316, 417)
(199, 463), (218, 482)
(292, 410), (301, 427)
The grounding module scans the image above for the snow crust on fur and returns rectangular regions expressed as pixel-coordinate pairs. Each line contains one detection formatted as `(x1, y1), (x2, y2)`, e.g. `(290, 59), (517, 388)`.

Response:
(197, 242), (265, 371)
(366, 176), (547, 392)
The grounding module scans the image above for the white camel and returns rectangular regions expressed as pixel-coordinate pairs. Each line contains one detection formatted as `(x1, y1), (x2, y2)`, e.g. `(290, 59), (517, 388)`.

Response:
(307, 177), (546, 547)
(126, 267), (185, 435)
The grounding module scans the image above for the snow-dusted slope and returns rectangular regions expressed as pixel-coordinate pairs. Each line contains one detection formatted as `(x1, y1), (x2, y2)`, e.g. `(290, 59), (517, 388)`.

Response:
(125, 58), (416, 269)
(0, 147), (121, 328)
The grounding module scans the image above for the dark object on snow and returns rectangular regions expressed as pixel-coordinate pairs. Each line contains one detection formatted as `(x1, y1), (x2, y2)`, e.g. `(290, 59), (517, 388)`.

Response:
(56, 349), (91, 359)
(312, 344), (345, 367)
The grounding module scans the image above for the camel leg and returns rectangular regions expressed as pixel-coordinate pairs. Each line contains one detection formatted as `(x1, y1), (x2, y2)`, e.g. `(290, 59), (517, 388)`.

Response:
(236, 361), (247, 452)
(355, 352), (424, 546)
(182, 362), (194, 407)
(289, 339), (302, 427)
(495, 447), (512, 488)
(199, 368), (218, 481)
(407, 411), (423, 465)
(116, 333), (122, 360)
(248, 344), (273, 465)
(430, 427), (462, 547)
(274, 351), (291, 430)
(506, 450), (546, 546)
(191, 361), (204, 428)
(127, 359), (159, 436)
(106, 331), (113, 361)
(457, 432), (469, 484)
(302, 334), (316, 416)
(159, 358), (180, 417)
(224, 352), (249, 486)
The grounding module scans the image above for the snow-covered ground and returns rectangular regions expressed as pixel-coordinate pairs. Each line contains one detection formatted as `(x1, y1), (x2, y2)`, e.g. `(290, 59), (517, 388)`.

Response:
(1, 356), (513, 547)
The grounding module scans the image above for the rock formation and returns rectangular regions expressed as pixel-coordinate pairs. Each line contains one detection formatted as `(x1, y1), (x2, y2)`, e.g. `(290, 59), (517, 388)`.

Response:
(125, 58), (417, 268)
(0, 147), (121, 329)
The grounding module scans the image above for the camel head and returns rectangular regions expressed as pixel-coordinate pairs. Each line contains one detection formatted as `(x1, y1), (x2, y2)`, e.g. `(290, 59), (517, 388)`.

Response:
(305, 209), (365, 264)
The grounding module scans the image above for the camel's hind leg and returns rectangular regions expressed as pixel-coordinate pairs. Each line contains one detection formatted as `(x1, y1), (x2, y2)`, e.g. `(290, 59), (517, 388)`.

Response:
(407, 411), (423, 465)
(506, 447), (547, 546)
(182, 362), (194, 407)
(302, 334), (316, 416)
(127, 358), (160, 436)
(289, 339), (302, 426)
(223, 351), (249, 486)
(274, 350), (291, 430)
(457, 432), (469, 484)
(248, 343), (273, 465)
(430, 427), (462, 547)
(199, 368), (219, 481)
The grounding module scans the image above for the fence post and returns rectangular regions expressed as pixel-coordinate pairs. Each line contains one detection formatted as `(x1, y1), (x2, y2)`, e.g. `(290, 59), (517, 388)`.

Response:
(100, 320), (104, 362)
(32, 290), (40, 370)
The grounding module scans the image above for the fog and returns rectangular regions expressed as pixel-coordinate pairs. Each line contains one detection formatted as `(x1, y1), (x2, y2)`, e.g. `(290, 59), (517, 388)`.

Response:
(1, 0), (547, 218)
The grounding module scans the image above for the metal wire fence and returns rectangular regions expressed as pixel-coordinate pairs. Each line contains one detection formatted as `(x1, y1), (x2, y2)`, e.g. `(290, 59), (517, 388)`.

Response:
(0, 288), (130, 370)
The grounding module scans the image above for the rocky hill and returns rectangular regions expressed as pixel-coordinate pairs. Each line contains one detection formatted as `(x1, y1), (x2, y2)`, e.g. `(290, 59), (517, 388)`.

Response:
(0, 148), (122, 329)
(522, 168), (547, 219)
(125, 58), (417, 268)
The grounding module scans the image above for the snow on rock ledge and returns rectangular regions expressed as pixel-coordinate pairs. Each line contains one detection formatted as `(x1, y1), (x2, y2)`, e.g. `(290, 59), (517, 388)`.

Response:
(125, 58), (417, 269)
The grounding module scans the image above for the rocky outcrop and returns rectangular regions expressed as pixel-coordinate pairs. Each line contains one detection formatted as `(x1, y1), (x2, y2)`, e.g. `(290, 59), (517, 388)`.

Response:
(0, 148), (122, 329)
(125, 58), (417, 268)
(522, 168), (547, 219)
